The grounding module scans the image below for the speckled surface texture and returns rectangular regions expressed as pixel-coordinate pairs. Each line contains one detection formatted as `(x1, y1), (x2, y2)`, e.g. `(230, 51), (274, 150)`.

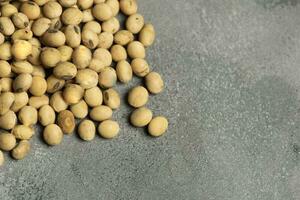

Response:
(1, 0), (300, 199)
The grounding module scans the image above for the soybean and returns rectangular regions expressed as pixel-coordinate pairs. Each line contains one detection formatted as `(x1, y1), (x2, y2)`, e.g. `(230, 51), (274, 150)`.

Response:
(38, 105), (56, 126)
(103, 88), (120, 110)
(70, 100), (88, 119)
(0, 133), (16, 151)
(43, 124), (63, 146)
(145, 72), (164, 94)
(90, 105), (112, 122)
(57, 110), (75, 134)
(78, 119), (95, 141)
(84, 86), (103, 107)
(11, 140), (30, 160)
(128, 86), (149, 108)
(130, 107), (153, 127)
(148, 116), (168, 137)
(98, 120), (119, 139)
(18, 106), (38, 126)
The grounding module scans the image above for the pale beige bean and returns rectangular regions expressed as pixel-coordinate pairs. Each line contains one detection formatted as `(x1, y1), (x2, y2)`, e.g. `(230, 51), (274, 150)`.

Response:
(12, 125), (34, 140)
(58, 0), (77, 7)
(110, 45), (127, 62)
(57, 110), (75, 135)
(38, 105), (56, 126)
(88, 58), (105, 73)
(0, 111), (17, 130)
(0, 60), (11, 78)
(50, 91), (68, 112)
(120, 0), (137, 15)
(148, 116), (168, 137)
(0, 17), (15, 36)
(0, 133), (16, 151)
(106, 0), (119, 17)
(0, 78), (12, 92)
(18, 106), (38, 126)
(139, 24), (155, 47)
(20, 1), (41, 20)
(42, 29), (66, 47)
(116, 60), (132, 83)
(114, 30), (134, 46)
(11, 28), (33, 41)
(130, 107), (153, 127)
(58, 46), (73, 62)
(31, 65), (45, 77)
(92, 3), (113, 21)
(78, 119), (95, 141)
(98, 67), (117, 88)
(29, 76), (47, 96)
(29, 95), (49, 109)
(102, 17), (120, 34)
(0, 33), (5, 45)
(28, 46), (41, 66)
(40, 48), (61, 68)
(43, 124), (63, 146)
(28, 37), (41, 47)
(64, 25), (81, 48)
(98, 120), (119, 139)
(103, 88), (120, 109)
(82, 9), (94, 22)
(70, 100), (88, 119)
(11, 92), (28, 112)
(72, 45), (92, 69)
(90, 105), (112, 122)
(0, 92), (15, 115)
(77, 0), (93, 10)
(12, 12), (29, 29)
(13, 73), (32, 92)
(47, 75), (65, 93)
(126, 13), (144, 34)
(75, 69), (98, 89)
(11, 40), (32, 60)
(84, 86), (103, 107)
(12, 61), (33, 74)
(63, 84), (84, 104)
(127, 41), (146, 59)
(53, 62), (77, 80)
(11, 140), (30, 160)
(81, 29), (99, 49)
(0, 150), (3, 166)
(33, 0), (50, 6)
(98, 32), (113, 49)
(62, 7), (83, 25)
(0, 42), (12, 60)
(145, 72), (164, 94)
(49, 17), (62, 30)
(131, 58), (150, 77)
(1, 4), (18, 17)
(128, 86), (149, 108)
(83, 21), (101, 34)
(43, 1), (62, 19)
(93, 48), (112, 67)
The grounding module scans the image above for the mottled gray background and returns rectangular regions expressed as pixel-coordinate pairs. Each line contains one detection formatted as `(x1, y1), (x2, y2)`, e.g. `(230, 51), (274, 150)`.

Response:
(1, 0), (300, 199)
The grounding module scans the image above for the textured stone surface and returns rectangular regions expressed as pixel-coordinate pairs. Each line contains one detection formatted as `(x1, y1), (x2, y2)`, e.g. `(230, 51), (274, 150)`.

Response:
(1, 0), (300, 199)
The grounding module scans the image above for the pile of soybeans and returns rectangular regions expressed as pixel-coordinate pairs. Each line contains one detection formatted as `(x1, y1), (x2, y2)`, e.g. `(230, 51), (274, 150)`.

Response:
(0, 0), (168, 166)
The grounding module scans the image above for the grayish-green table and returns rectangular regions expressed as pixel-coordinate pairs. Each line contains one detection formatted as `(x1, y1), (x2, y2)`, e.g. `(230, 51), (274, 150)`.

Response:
(1, 0), (300, 199)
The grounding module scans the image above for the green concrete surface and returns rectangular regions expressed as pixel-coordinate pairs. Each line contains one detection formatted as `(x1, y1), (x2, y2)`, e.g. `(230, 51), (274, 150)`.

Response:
(1, 0), (300, 199)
